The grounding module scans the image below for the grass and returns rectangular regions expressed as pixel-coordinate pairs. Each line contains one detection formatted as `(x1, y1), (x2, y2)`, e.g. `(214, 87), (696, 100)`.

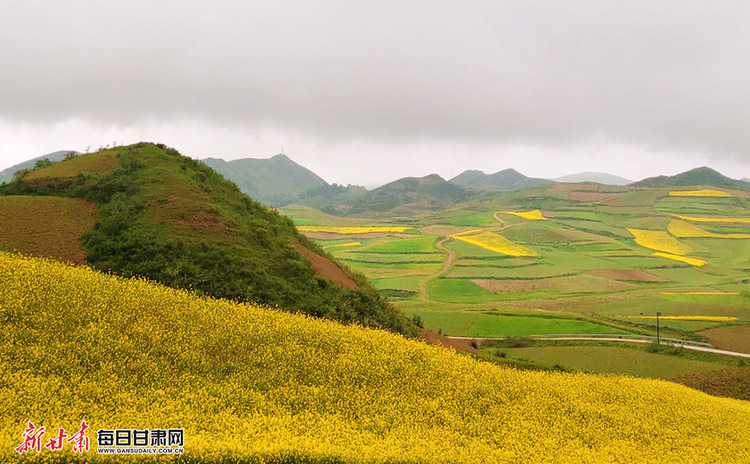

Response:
(24, 152), (115, 179)
(358, 236), (437, 253)
(426, 278), (501, 303)
(485, 346), (723, 379)
(421, 311), (631, 337)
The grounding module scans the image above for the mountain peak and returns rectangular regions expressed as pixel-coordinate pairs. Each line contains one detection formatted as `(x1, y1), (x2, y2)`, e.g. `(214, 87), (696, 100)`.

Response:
(202, 154), (328, 206)
(449, 168), (550, 192)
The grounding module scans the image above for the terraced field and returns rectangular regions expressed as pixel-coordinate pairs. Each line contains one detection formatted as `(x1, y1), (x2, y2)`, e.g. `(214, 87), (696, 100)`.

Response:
(283, 183), (750, 383)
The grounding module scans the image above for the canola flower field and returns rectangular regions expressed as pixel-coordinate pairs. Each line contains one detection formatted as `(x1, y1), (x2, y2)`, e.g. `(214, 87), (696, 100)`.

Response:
(297, 226), (410, 234)
(668, 189), (733, 197)
(452, 230), (538, 257)
(627, 228), (692, 256)
(501, 210), (547, 220)
(651, 252), (707, 267)
(673, 214), (750, 224)
(667, 219), (750, 239)
(2, 252), (750, 463)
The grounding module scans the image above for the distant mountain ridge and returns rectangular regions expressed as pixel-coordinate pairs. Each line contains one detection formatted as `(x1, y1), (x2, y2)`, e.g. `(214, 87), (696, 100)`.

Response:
(346, 174), (468, 215)
(0, 150), (78, 183)
(554, 171), (632, 185)
(449, 168), (551, 192)
(631, 167), (750, 191)
(201, 154), (329, 206)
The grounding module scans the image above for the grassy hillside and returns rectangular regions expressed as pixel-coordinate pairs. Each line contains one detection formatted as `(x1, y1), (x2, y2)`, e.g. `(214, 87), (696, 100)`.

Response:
(2, 252), (750, 462)
(0, 150), (76, 183)
(632, 166), (750, 190)
(202, 154), (328, 206)
(0, 143), (413, 335)
(450, 168), (551, 192)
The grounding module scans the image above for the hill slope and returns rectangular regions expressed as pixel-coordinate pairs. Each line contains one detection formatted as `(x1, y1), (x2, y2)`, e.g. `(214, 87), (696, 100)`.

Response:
(347, 174), (469, 215)
(2, 252), (750, 462)
(450, 168), (551, 192)
(201, 154), (328, 206)
(0, 143), (413, 334)
(0, 150), (78, 183)
(631, 166), (750, 190)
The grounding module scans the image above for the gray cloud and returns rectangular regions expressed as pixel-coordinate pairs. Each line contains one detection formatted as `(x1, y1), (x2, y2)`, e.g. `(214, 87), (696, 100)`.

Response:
(1, 1), (750, 175)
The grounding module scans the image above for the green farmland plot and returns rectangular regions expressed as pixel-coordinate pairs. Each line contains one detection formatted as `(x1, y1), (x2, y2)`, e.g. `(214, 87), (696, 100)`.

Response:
(407, 311), (632, 338)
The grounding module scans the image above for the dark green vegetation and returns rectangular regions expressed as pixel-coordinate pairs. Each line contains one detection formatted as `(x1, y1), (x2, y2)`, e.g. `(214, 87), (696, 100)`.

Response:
(449, 168), (551, 192)
(0, 143), (415, 335)
(201, 154), (328, 206)
(632, 166), (750, 190)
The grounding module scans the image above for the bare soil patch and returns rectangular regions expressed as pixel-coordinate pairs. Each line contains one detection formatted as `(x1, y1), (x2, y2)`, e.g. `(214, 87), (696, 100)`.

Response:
(672, 367), (750, 401)
(0, 196), (96, 265)
(699, 326), (750, 354)
(547, 183), (599, 192)
(583, 268), (669, 282)
(420, 329), (478, 353)
(293, 241), (358, 290)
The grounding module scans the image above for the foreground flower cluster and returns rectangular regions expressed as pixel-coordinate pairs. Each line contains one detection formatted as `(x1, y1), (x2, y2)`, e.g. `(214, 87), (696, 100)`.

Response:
(1, 252), (750, 463)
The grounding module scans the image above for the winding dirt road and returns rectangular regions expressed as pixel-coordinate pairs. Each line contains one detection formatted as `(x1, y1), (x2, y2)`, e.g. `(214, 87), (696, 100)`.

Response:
(418, 237), (455, 301)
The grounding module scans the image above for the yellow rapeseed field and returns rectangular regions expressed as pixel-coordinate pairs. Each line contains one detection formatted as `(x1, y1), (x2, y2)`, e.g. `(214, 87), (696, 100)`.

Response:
(451, 230), (538, 257)
(502, 210), (547, 220)
(667, 219), (750, 239)
(673, 214), (750, 224)
(669, 189), (733, 197)
(297, 226), (410, 234)
(627, 228), (692, 255)
(2, 252), (750, 463)
(651, 252), (707, 267)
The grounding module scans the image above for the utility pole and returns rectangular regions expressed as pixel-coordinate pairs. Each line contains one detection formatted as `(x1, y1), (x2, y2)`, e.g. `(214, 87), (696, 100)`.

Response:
(656, 312), (661, 346)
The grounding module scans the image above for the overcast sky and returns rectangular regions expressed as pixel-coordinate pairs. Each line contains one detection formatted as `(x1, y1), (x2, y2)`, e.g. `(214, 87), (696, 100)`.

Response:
(1, 1), (749, 187)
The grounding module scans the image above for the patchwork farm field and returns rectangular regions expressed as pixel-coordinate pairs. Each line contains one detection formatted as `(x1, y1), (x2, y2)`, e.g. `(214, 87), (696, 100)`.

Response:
(284, 184), (750, 384)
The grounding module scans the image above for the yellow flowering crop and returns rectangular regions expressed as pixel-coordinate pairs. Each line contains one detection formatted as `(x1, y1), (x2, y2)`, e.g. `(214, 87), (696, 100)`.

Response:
(673, 214), (750, 224)
(2, 252), (750, 463)
(502, 210), (547, 220)
(452, 230), (538, 257)
(652, 252), (707, 267)
(298, 226), (410, 234)
(669, 189), (733, 197)
(627, 228), (692, 255)
(667, 220), (750, 239)
(627, 316), (738, 322)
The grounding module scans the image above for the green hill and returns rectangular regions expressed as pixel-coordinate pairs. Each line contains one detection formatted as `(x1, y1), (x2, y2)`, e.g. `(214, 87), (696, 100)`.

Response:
(201, 154), (329, 206)
(0, 143), (414, 335)
(450, 168), (551, 192)
(0, 150), (78, 183)
(2, 251), (750, 462)
(347, 174), (470, 215)
(631, 166), (750, 190)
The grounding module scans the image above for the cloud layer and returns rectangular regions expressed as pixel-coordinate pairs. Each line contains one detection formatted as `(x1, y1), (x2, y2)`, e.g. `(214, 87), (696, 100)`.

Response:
(1, 1), (749, 182)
